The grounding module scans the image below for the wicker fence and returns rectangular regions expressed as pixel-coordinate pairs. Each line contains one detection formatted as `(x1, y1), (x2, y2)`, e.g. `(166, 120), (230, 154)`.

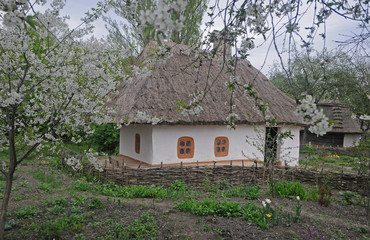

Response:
(77, 160), (369, 195)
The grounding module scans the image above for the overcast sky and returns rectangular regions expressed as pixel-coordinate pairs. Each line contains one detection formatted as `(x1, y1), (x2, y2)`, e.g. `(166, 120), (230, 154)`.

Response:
(53, 0), (366, 74)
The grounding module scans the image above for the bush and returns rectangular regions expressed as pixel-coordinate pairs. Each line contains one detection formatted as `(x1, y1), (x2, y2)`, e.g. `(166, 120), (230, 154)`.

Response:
(90, 123), (119, 155)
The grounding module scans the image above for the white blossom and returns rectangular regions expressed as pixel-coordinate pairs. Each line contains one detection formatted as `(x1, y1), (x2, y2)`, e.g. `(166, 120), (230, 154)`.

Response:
(296, 95), (333, 136)
(66, 157), (82, 171)
(135, 111), (162, 125)
(86, 150), (103, 172)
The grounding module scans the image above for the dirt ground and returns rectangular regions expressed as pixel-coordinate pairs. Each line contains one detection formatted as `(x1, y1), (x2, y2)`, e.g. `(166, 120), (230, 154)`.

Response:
(2, 162), (370, 240)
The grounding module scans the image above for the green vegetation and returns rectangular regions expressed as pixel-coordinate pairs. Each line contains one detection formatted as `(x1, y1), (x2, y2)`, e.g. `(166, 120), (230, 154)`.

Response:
(271, 181), (318, 201)
(98, 211), (159, 240)
(14, 205), (42, 219)
(29, 170), (63, 189)
(176, 198), (243, 218)
(90, 123), (120, 155)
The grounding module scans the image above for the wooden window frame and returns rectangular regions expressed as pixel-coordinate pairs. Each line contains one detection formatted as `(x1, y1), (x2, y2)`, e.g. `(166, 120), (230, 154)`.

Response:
(135, 133), (140, 154)
(214, 137), (229, 157)
(177, 137), (194, 159)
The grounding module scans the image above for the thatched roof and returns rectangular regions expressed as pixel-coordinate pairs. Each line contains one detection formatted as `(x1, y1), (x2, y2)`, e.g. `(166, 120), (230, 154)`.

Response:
(318, 100), (361, 133)
(108, 41), (302, 126)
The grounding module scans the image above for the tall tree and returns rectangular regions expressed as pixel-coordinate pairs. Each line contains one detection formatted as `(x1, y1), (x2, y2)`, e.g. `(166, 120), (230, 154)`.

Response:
(269, 50), (370, 115)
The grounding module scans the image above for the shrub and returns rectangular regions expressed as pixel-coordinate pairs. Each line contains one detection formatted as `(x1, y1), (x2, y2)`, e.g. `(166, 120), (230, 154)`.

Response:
(318, 185), (332, 207)
(90, 123), (119, 155)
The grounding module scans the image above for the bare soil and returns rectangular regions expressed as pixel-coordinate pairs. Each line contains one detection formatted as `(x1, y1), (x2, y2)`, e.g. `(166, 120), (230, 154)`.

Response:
(2, 162), (370, 240)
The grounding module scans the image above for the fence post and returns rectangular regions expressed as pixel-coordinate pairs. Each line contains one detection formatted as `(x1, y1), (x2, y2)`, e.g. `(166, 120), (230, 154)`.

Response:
(161, 162), (163, 168)
(230, 160), (232, 166)
(242, 160), (244, 168)
(180, 161), (183, 168)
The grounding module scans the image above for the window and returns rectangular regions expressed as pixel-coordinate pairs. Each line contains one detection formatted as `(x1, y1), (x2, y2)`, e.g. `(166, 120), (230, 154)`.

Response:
(177, 137), (194, 159)
(214, 137), (229, 157)
(135, 134), (140, 154)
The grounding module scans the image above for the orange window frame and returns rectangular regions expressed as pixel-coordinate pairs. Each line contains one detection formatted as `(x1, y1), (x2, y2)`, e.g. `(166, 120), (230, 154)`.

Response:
(135, 133), (140, 154)
(214, 137), (229, 157)
(177, 137), (194, 159)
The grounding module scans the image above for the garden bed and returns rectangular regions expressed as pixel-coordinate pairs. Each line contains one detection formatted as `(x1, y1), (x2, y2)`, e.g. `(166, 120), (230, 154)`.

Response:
(2, 162), (369, 239)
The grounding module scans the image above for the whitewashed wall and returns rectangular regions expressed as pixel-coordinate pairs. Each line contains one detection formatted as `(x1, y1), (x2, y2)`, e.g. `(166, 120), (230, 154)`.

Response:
(278, 126), (301, 166)
(343, 134), (361, 147)
(151, 125), (264, 165)
(120, 124), (301, 166)
(119, 124), (153, 162)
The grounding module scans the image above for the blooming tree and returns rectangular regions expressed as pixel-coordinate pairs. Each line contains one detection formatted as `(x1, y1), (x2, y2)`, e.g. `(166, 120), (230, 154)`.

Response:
(296, 95), (333, 136)
(0, 0), (125, 237)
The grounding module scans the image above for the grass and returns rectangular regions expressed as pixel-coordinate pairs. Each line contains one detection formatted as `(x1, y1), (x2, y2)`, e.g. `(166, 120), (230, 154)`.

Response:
(29, 170), (63, 189)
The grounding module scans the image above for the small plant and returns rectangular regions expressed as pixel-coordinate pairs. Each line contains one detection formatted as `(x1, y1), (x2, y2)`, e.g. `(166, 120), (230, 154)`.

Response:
(72, 195), (87, 207)
(74, 180), (92, 192)
(339, 191), (361, 205)
(14, 205), (41, 219)
(37, 183), (51, 192)
(217, 179), (231, 190)
(202, 224), (212, 232)
(242, 202), (269, 229)
(125, 211), (159, 239)
(272, 181), (317, 200)
(287, 196), (302, 223)
(318, 185), (332, 207)
(47, 205), (66, 215)
(13, 195), (25, 201)
(88, 198), (106, 209)
(169, 180), (187, 192)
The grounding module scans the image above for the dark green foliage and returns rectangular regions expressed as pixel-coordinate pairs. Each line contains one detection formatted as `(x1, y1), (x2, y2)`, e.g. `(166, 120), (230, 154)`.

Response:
(90, 123), (119, 155)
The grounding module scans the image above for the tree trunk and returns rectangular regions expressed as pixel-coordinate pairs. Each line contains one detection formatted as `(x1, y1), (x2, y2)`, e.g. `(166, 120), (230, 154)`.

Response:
(0, 165), (15, 240)
(0, 110), (17, 240)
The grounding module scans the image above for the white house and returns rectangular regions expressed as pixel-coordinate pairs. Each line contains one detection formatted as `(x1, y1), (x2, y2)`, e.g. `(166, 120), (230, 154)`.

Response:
(108, 41), (303, 167)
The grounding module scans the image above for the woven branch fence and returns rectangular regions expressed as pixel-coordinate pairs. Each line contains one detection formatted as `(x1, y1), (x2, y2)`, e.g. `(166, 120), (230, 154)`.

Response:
(66, 157), (369, 195)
